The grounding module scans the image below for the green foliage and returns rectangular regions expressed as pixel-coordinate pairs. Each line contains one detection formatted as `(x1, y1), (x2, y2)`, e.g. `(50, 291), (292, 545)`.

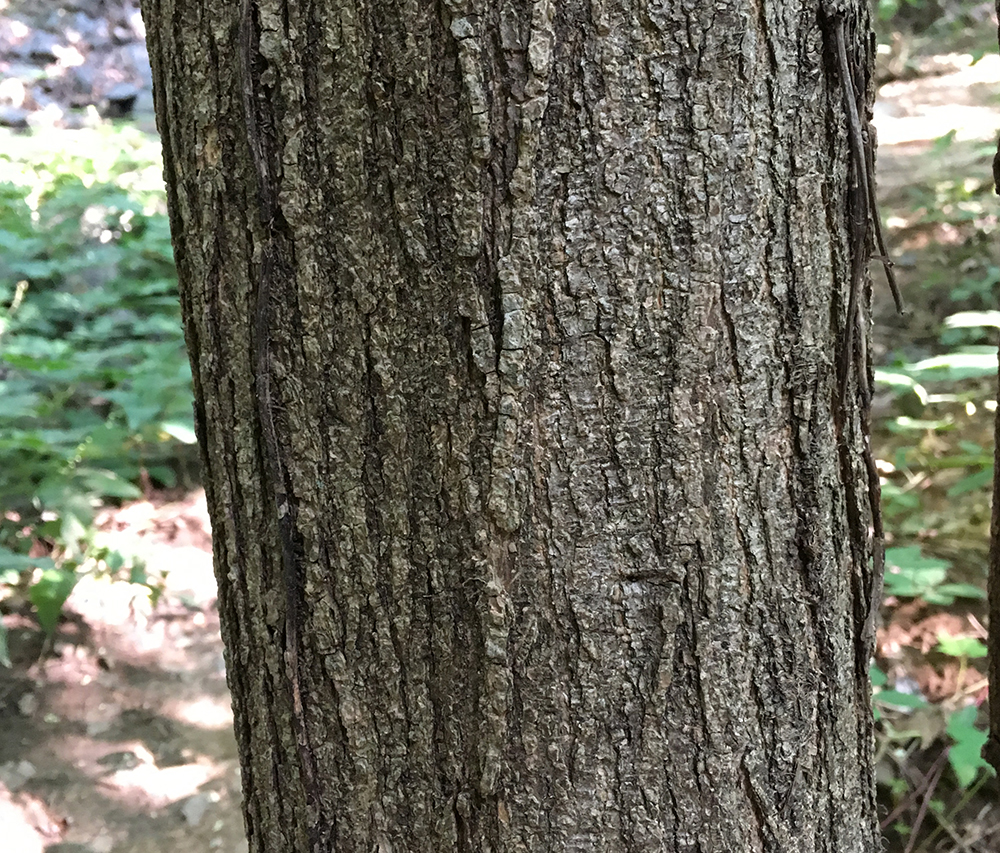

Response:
(876, 0), (994, 51)
(945, 263), (1000, 309)
(935, 634), (987, 660)
(29, 568), (79, 635)
(875, 687), (930, 711)
(946, 706), (993, 787)
(0, 126), (191, 642)
(876, 0), (923, 21)
(869, 93), (998, 844)
(874, 684), (993, 799)
(887, 349), (998, 384)
(882, 546), (985, 605)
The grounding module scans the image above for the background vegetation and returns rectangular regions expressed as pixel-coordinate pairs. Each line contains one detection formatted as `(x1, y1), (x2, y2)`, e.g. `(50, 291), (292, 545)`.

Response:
(867, 2), (1000, 849)
(0, 127), (195, 661)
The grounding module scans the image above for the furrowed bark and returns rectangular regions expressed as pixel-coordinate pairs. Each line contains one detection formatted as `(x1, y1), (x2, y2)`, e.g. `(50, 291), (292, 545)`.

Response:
(142, 1), (882, 850)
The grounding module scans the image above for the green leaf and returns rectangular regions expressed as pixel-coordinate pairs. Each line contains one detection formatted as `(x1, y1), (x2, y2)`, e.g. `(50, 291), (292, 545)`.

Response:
(934, 582), (986, 601)
(922, 589), (957, 606)
(1, 353), (73, 372)
(0, 620), (9, 668)
(59, 512), (90, 560)
(0, 547), (56, 572)
(901, 351), (998, 383)
(0, 392), (42, 419)
(146, 465), (177, 488)
(945, 310), (1000, 329)
(947, 468), (994, 497)
(128, 561), (148, 586)
(881, 482), (920, 516)
(874, 370), (927, 396)
(930, 129), (958, 155)
(877, 0), (900, 21)
(875, 690), (929, 710)
(78, 469), (143, 501)
(29, 568), (79, 635)
(883, 547), (951, 599)
(160, 420), (197, 444)
(936, 635), (988, 659)
(885, 546), (950, 572)
(887, 417), (954, 434)
(946, 706), (993, 788)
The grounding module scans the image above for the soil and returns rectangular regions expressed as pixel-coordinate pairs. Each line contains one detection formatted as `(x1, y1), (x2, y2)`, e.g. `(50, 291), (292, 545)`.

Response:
(1, 5), (999, 852)
(0, 491), (246, 853)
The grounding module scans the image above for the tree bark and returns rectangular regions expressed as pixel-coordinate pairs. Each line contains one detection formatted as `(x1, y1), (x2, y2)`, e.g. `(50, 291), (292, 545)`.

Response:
(142, 1), (882, 850)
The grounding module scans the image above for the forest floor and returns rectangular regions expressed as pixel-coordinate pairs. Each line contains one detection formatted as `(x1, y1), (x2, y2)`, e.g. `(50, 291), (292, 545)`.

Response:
(868, 53), (1000, 852)
(0, 5), (999, 851)
(0, 491), (246, 853)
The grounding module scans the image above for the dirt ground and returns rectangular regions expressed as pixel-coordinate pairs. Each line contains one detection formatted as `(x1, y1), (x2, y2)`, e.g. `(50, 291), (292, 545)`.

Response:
(0, 491), (246, 853)
(0, 21), (999, 853)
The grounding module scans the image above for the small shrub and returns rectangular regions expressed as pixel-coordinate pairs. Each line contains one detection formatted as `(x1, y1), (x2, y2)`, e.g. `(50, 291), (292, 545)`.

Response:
(0, 127), (193, 645)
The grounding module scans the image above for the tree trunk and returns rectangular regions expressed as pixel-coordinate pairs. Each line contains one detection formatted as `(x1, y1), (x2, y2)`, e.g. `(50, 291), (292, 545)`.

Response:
(142, 1), (881, 850)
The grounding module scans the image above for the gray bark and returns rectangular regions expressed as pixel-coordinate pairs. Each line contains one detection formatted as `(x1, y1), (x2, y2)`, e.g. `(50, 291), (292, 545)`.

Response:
(142, 0), (881, 851)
